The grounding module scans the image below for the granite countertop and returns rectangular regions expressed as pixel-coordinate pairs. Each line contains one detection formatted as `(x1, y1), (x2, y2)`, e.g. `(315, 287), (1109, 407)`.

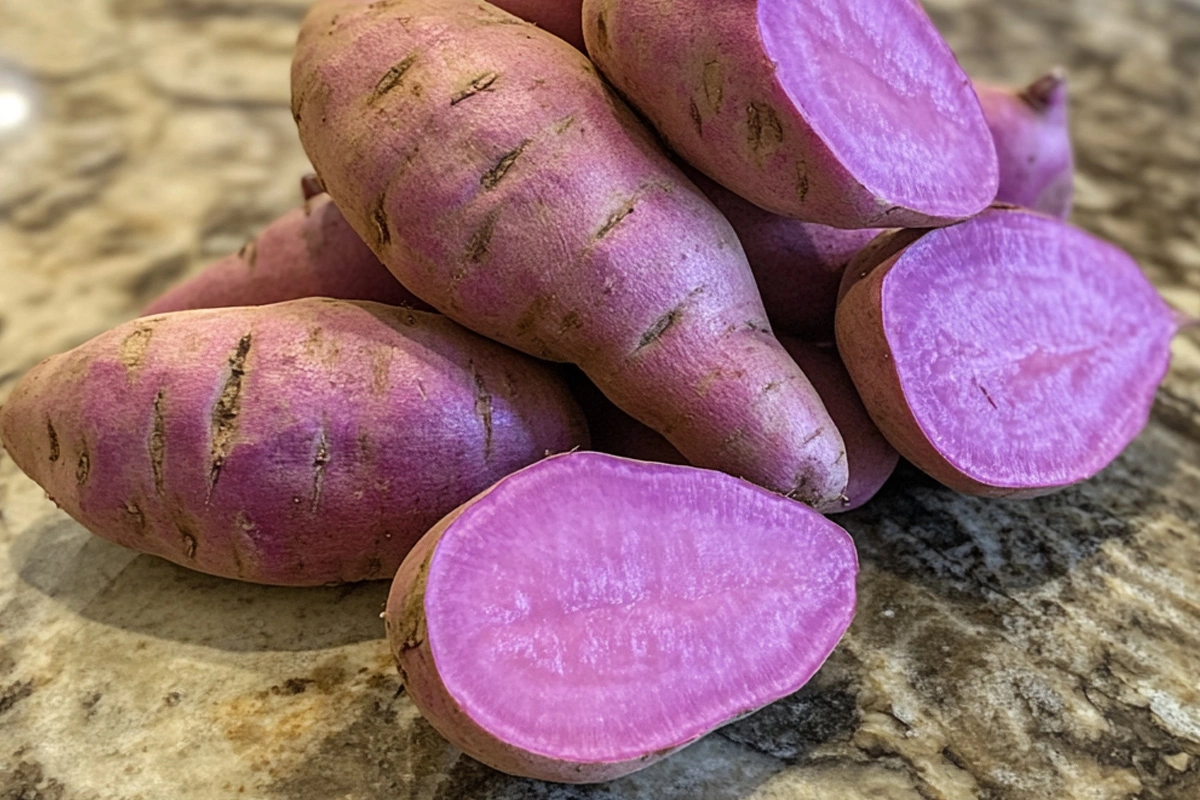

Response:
(2, 1), (1199, 798)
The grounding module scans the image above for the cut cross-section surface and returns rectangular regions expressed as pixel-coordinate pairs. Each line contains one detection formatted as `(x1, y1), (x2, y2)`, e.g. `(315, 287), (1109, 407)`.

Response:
(387, 451), (858, 783)
(757, 0), (997, 221)
(836, 208), (1177, 495)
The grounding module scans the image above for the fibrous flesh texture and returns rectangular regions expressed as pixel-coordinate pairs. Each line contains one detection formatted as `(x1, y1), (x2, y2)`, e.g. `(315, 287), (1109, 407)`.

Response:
(583, 0), (998, 227)
(835, 208), (1177, 496)
(387, 451), (858, 782)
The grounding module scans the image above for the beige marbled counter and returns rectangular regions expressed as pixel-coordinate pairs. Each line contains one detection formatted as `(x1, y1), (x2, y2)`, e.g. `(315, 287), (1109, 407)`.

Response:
(2, 0), (1199, 798)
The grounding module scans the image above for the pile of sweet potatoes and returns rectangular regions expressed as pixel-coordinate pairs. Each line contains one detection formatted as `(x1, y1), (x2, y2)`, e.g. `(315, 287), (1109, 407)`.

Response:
(0, 0), (1183, 785)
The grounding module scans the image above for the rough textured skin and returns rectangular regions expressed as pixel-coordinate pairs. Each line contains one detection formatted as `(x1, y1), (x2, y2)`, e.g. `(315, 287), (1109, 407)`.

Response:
(582, 0), (998, 228)
(144, 193), (430, 315)
(385, 452), (858, 783)
(491, 0), (584, 50)
(291, 0), (849, 509)
(780, 337), (898, 512)
(687, 169), (880, 341)
(976, 71), (1074, 219)
(835, 207), (1176, 497)
(0, 300), (588, 585)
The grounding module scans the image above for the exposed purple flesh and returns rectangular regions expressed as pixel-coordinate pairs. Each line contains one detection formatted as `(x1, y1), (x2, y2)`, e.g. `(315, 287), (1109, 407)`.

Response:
(837, 207), (1176, 495)
(756, 0), (998, 222)
(396, 452), (857, 780)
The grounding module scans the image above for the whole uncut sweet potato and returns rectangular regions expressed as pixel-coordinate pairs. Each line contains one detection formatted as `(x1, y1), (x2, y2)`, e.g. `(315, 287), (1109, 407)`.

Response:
(144, 192), (429, 315)
(686, 169), (880, 341)
(386, 451), (858, 782)
(975, 70), (1074, 219)
(582, 0), (998, 228)
(291, 0), (849, 509)
(836, 207), (1178, 497)
(0, 299), (588, 585)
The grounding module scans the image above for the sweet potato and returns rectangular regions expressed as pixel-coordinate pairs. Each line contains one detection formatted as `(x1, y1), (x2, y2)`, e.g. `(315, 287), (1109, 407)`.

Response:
(686, 168), (880, 341)
(385, 451), (858, 782)
(568, 337), (898, 512)
(291, 0), (849, 510)
(491, 0), (584, 50)
(144, 192), (429, 315)
(582, 0), (998, 228)
(0, 299), (588, 585)
(975, 70), (1074, 219)
(835, 207), (1177, 497)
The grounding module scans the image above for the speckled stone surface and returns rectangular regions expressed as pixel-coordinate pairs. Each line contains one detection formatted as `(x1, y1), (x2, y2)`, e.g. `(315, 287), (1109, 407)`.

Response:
(1, 1), (1199, 798)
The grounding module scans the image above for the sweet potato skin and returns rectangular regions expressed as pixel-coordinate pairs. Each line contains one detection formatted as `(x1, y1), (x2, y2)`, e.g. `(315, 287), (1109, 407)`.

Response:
(687, 169), (880, 341)
(491, 0), (585, 50)
(144, 193), (429, 315)
(291, 0), (848, 509)
(0, 299), (588, 585)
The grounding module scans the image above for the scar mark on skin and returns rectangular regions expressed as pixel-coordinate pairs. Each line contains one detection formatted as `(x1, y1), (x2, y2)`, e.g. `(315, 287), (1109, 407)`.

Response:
(481, 141), (529, 190)
(151, 390), (166, 495)
(47, 419), (60, 462)
(451, 71), (499, 105)
(372, 54), (418, 101)
(207, 333), (252, 501)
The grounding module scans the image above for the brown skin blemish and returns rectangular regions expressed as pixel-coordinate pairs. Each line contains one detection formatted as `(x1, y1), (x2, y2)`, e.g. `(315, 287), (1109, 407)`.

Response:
(207, 333), (252, 501)
(702, 60), (723, 112)
(150, 390), (166, 496)
(796, 161), (810, 203)
(118, 325), (155, 374)
(594, 11), (608, 51)
(554, 114), (576, 134)
(801, 427), (826, 447)
(636, 308), (681, 352)
(124, 500), (147, 535)
(471, 365), (494, 460)
(371, 54), (418, 102)
(593, 197), (637, 242)
(371, 193), (391, 250)
(747, 102), (783, 153)
(311, 427), (331, 514)
(76, 446), (91, 486)
(689, 100), (703, 136)
(397, 547), (436, 653)
(559, 310), (583, 336)
(237, 239), (258, 268)
(464, 212), (498, 263)
(181, 530), (198, 560)
(481, 140), (529, 190)
(46, 419), (60, 462)
(515, 295), (550, 339)
(450, 71), (499, 105)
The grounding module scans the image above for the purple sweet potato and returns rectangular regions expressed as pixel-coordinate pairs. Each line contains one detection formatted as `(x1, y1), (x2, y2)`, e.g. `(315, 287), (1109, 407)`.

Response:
(687, 169), (880, 341)
(976, 70), (1074, 219)
(144, 193), (430, 315)
(780, 337), (898, 512)
(835, 207), (1178, 497)
(491, 0), (584, 50)
(582, 0), (998, 228)
(385, 451), (858, 782)
(0, 299), (588, 585)
(291, 0), (849, 510)
(569, 337), (898, 512)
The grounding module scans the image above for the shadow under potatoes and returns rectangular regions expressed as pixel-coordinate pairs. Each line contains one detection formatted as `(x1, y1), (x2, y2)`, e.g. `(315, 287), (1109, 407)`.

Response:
(15, 514), (390, 652)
